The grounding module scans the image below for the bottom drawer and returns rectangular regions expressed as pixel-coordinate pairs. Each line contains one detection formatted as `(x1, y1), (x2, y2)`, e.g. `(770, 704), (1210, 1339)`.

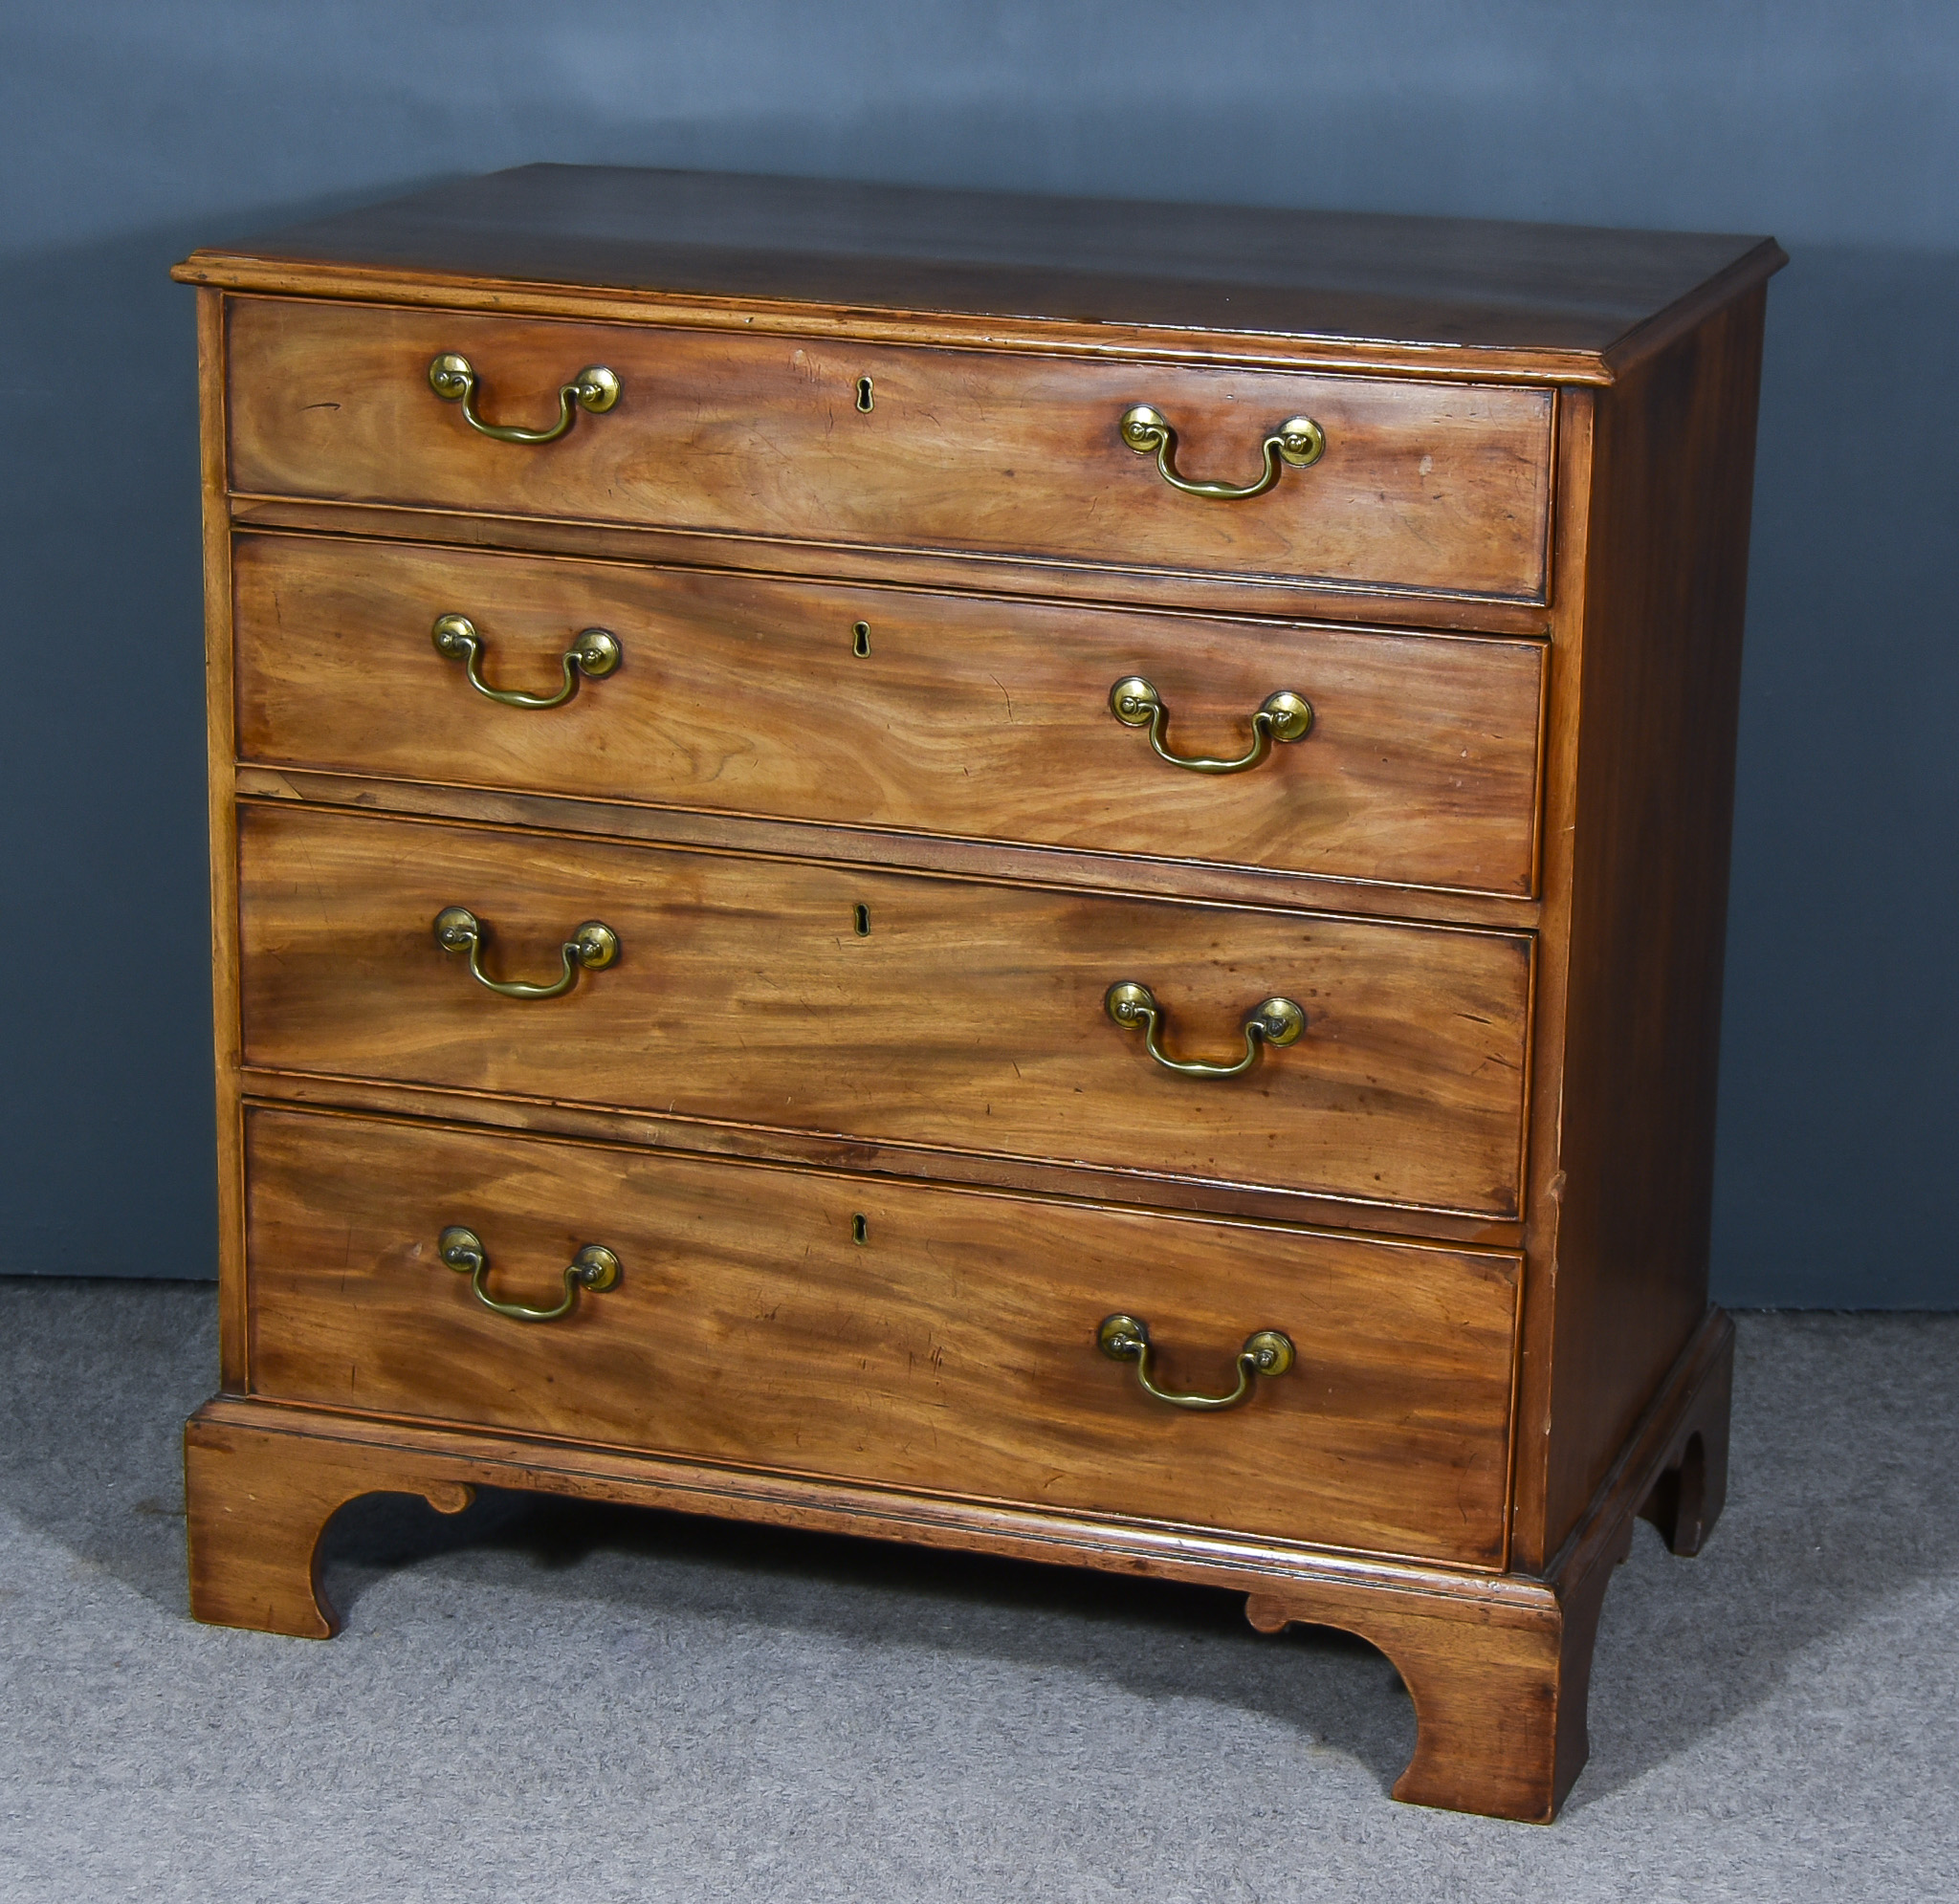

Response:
(244, 1106), (1521, 1567)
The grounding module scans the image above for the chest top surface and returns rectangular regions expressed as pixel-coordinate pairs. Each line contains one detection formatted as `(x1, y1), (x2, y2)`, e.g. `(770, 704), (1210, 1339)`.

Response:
(176, 164), (1782, 381)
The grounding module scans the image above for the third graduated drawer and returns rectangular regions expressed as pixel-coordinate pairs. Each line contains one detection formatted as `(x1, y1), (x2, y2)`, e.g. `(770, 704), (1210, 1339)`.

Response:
(237, 801), (1532, 1219)
(244, 1104), (1523, 1568)
(232, 531), (1548, 897)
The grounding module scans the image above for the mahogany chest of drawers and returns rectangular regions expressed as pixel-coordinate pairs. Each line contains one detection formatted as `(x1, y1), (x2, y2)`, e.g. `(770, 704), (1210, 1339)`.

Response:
(174, 167), (1782, 1821)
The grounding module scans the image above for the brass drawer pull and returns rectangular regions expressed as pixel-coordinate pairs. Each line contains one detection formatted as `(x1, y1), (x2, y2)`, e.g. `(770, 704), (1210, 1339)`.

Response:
(431, 614), (621, 710)
(427, 353), (621, 444)
(1109, 675), (1312, 774)
(433, 906), (619, 999)
(1105, 980), (1303, 1078)
(1097, 1313), (1294, 1411)
(1119, 404), (1325, 501)
(437, 1225), (620, 1323)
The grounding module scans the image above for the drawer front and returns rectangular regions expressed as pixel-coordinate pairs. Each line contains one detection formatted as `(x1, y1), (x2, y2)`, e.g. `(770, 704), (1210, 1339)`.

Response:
(233, 533), (1547, 896)
(226, 297), (1554, 602)
(237, 804), (1531, 1216)
(245, 1107), (1521, 1565)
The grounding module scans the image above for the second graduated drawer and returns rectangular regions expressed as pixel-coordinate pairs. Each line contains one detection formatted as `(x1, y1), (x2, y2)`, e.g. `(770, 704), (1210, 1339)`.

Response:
(232, 533), (1547, 898)
(236, 803), (1532, 1217)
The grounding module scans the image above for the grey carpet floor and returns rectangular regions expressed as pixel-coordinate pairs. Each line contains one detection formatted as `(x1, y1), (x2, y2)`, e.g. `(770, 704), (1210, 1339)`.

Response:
(0, 1281), (1953, 1903)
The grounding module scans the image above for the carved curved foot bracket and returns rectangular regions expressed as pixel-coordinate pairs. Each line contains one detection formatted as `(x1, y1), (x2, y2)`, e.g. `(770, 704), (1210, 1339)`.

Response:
(1244, 1565), (1614, 1822)
(1637, 1319), (1733, 1557)
(183, 1314), (1733, 1820)
(1245, 1308), (1735, 1822)
(185, 1409), (474, 1638)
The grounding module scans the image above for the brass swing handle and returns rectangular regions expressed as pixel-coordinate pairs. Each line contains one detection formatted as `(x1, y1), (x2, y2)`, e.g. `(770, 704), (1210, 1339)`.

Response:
(1105, 981), (1304, 1079)
(437, 1225), (620, 1324)
(431, 614), (622, 710)
(433, 906), (619, 999)
(1109, 675), (1312, 774)
(1097, 1313), (1295, 1411)
(427, 353), (621, 444)
(1119, 404), (1325, 500)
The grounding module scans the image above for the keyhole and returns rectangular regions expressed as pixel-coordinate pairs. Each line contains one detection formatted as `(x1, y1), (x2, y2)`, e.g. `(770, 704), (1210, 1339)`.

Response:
(853, 903), (870, 936)
(856, 377), (874, 412)
(852, 1213), (869, 1245)
(852, 622), (870, 657)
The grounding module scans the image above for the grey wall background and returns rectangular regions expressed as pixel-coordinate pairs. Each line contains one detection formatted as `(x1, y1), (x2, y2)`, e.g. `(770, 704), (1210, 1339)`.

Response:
(1, 2), (1953, 1305)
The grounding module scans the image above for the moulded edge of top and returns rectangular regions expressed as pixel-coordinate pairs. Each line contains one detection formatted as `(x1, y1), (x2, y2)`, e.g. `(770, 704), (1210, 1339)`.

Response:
(168, 237), (1789, 389)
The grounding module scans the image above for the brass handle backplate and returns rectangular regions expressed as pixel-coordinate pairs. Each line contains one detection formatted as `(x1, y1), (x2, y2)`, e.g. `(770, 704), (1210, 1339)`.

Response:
(1109, 676), (1312, 774)
(433, 906), (619, 999)
(1105, 980), (1304, 1079)
(437, 1225), (620, 1323)
(1097, 1313), (1295, 1411)
(428, 353), (621, 444)
(1119, 404), (1325, 500)
(431, 614), (622, 709)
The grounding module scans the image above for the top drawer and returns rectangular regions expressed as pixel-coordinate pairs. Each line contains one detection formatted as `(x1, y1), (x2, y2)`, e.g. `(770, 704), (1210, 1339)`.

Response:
(225, 297), (1555, 603)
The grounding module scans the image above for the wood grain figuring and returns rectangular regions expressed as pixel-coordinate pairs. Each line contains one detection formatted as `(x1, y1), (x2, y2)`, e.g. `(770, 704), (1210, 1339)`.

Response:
(224, 297), (1555, 602)
(176, 164), (1783, 381)
(238, 1075), (1528, 1249)
(183, 1390), (1554, 1647)
(234, 802), (1533, 1216)
(243, 1105), (1520, 1565)
(180, 172), (1779, 1823)
(232, 531), (1547, 896)
(229, 765), (1544, 935)
(224, 493), (1566, 636)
